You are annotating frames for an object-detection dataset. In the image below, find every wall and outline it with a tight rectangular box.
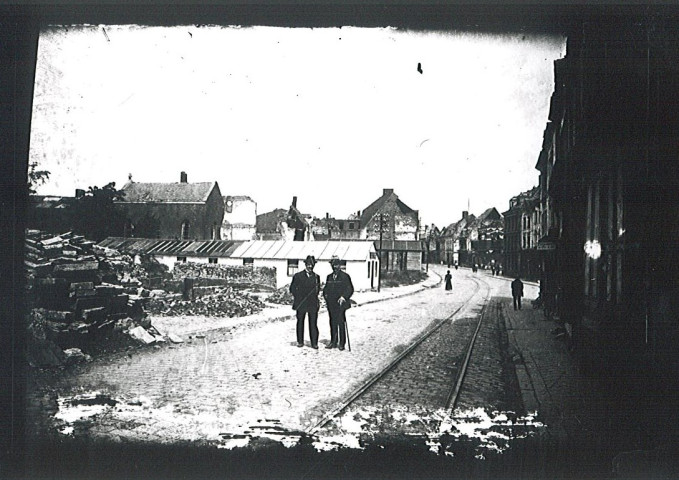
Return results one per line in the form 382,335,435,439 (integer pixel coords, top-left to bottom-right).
173,262,276,288
221,197,256,240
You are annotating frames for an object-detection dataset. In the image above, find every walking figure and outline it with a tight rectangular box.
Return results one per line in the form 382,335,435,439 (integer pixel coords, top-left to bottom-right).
444,270,453,291
290,255,321,349
323,256,354,351
511,276,524,310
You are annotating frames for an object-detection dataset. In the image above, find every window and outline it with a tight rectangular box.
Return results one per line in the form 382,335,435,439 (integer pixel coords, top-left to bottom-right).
349,222,355,230
243,258,254,267
181,220,190,240
209,257,218,264
339,221,344,230
287,259,299,276
177,256,187,263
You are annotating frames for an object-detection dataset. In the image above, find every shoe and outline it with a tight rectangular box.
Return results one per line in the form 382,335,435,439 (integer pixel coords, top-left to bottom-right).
297,342,303,347
311,345,318,349
338,346,345,351
325,343,336,349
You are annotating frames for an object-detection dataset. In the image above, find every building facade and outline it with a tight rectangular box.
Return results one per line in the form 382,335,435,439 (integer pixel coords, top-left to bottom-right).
116,172,224,241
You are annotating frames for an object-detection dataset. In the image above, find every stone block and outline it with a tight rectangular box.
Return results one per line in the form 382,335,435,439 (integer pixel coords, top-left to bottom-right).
82,307,107,324
53,261,99,273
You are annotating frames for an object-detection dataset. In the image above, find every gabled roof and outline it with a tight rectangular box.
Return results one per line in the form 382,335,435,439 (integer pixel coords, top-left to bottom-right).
359,190,417,229
118,181,217,203
476,207,502,224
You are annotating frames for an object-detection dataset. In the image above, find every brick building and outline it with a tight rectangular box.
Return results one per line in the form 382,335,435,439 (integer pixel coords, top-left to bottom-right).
116,172,224,241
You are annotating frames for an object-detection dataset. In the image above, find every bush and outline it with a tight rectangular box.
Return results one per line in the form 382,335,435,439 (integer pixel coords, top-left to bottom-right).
380,270,427,288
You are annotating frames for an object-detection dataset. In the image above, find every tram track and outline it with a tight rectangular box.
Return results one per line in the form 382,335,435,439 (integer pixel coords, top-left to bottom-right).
307,273,492,435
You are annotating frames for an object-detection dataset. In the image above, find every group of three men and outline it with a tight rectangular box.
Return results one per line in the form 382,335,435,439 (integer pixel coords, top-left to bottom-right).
289,255,354,351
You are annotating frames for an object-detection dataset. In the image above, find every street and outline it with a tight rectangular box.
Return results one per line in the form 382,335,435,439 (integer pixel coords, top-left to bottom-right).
27,266,539,451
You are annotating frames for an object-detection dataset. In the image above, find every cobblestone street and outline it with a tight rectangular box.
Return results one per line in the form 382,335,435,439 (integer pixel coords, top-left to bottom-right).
29,266,495,445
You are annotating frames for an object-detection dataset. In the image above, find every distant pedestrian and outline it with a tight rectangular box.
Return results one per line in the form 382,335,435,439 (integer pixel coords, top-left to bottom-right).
323,256,354,351
454,261,458,271
511,276,524,310
290,255,321,349
444,270,453,291
491,264,496,275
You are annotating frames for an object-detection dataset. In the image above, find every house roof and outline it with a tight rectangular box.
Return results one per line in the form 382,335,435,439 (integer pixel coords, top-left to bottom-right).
118,181,217,203
359,190,417,229
98,237,244,257
476,207,501,223
230,240,375,262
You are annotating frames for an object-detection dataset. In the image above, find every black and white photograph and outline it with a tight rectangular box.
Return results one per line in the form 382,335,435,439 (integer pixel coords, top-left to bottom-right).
3,2,679,479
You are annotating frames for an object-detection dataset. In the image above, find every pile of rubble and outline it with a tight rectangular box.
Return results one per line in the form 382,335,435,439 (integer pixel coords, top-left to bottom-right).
265,286,294,306
24,230,159,367
144,286,265,317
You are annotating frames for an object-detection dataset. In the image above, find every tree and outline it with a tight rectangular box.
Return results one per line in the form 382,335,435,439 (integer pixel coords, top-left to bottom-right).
27,161,50,194
71,182,127,242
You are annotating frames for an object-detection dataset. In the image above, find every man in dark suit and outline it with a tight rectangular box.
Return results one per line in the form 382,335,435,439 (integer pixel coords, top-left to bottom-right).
323,256,354,351
511,276,524,310
290,255,321,349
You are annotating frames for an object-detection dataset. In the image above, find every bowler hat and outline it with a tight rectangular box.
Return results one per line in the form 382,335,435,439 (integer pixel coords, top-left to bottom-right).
330,256,341,266
304,255,316,266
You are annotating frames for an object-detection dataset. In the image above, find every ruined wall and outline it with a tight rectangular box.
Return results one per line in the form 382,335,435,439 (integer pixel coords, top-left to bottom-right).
172,263,276,288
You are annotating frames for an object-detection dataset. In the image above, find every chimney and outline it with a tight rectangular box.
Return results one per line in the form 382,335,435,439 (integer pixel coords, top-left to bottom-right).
326,212,329,219
383,188,394,196
75,189,85,198
462,211,468,220
180,171,188,183
292,196,297,208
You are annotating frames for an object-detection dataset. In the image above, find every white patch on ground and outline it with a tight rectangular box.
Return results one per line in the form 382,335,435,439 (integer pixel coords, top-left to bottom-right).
55,391,110,423
54,391,545,457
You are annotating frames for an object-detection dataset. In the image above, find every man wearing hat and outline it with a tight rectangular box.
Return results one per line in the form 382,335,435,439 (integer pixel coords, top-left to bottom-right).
290,255,321,348
323,256,354,351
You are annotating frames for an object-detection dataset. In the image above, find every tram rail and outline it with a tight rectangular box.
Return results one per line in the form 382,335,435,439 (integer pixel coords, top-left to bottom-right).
306,274,492,435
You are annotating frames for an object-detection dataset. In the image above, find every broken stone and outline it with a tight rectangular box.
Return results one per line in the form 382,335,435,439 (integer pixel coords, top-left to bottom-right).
167,333,184,343
128,326,155,344
63,348,91,365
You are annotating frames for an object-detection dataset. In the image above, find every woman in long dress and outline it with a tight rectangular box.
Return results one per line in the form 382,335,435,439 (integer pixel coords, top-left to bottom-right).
444,270,453,291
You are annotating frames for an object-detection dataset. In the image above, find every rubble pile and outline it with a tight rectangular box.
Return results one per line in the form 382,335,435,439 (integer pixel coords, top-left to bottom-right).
24,230,159,367
266,286,294,306
144,286,265,317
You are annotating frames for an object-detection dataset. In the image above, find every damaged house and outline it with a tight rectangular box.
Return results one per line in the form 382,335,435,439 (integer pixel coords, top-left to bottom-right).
116,171,224,241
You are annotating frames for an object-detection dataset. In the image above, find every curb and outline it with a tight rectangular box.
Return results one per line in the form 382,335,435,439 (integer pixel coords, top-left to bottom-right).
174,271,444,337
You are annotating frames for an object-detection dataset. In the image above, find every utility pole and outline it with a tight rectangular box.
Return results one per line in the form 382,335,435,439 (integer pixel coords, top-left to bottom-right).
378,213,384,292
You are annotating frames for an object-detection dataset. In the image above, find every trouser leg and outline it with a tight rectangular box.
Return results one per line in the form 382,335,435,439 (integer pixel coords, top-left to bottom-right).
513,296,518,310
296,310,306,344
328,309,338,345
337,310,346,348
308,309,319,346
518,297,522,310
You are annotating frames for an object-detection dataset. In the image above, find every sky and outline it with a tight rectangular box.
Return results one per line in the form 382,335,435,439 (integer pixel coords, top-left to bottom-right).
30,25,565,228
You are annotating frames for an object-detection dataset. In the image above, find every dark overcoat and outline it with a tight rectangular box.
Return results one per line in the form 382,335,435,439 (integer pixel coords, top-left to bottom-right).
290,270,321,311
323,270,354,311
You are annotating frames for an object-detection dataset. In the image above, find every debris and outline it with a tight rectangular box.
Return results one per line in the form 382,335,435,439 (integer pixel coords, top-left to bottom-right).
167,333,184,343
128,326,156,345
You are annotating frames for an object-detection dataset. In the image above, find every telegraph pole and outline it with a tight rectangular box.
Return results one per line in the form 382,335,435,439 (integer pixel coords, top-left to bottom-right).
378,213,383,292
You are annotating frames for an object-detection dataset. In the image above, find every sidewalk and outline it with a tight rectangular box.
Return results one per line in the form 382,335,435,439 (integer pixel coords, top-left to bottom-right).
152,269,442,337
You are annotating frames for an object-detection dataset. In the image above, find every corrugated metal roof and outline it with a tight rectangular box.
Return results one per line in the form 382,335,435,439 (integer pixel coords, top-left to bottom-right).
99,238,375,261
98,238,243,257
230,240,374,261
